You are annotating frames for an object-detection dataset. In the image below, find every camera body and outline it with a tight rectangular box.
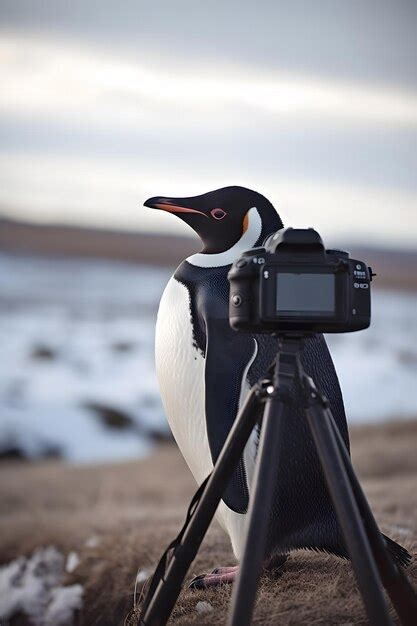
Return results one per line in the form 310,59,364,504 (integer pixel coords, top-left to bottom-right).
228,227,372,334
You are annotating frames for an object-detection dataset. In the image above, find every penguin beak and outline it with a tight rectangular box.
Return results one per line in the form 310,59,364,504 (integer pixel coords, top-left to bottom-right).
144,196,208,218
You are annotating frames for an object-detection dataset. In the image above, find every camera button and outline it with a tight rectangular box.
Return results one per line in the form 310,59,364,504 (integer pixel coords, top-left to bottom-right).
232,294,243,307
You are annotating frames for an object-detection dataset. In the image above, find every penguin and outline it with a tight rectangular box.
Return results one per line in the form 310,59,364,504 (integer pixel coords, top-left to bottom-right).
144,186,410,588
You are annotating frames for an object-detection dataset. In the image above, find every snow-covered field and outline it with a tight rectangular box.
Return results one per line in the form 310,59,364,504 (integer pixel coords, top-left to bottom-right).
1,253,416,463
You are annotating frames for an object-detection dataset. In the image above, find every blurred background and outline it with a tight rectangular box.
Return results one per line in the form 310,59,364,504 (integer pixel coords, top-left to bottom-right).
1,1,416,464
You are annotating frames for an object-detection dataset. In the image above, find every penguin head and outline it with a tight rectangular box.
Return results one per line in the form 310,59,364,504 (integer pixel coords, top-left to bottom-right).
144,186,283,254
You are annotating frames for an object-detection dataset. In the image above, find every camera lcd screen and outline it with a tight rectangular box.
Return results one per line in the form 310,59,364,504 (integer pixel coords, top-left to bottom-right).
276,273,335,316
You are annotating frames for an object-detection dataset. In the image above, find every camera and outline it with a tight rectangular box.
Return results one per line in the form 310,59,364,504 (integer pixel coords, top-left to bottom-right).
228,227,373,334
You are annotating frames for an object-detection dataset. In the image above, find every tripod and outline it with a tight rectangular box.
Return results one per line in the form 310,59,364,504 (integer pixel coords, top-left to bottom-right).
139,335,417,626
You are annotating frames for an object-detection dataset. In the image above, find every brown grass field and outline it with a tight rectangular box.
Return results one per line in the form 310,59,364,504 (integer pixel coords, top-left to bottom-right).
1,420,416,625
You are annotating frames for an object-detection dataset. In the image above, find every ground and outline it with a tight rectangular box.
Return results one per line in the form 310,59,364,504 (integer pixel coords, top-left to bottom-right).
1,420,416,625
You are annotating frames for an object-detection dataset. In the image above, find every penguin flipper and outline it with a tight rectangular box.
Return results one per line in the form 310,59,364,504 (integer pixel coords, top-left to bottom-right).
204,317,257,514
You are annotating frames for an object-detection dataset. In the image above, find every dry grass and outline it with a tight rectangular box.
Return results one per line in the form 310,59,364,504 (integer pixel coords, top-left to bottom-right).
1,421,416,625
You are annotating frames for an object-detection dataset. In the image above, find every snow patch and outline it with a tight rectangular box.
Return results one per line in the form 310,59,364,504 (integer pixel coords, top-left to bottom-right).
44,584,83,626
0,546,83,626
135,568,150,584
196,600,213,614
65,552,81,574
84,534,100,548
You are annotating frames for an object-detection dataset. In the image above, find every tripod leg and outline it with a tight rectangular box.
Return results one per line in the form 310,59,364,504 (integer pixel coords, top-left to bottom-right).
327,410,417,625
140,381,267,626
304,389,393,626
228,389,287,626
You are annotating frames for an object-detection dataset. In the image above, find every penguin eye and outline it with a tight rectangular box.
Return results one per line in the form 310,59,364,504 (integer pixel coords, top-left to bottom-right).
211,208,227,220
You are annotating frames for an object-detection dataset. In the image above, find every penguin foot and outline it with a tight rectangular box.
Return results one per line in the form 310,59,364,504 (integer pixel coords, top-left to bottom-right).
189,566,238,589
188,556,288,590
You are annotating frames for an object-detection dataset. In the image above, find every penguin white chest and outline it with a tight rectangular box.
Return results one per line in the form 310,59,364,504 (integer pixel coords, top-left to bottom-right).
155,277,213,485
155,275,257,560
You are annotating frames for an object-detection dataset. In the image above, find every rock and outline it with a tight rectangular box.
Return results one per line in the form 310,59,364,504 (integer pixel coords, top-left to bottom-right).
30,345,57,361
0,441,62,463
83,402,135,430
397,349,417,367
147,427,173,443
110,340,138,354
0,446,29,463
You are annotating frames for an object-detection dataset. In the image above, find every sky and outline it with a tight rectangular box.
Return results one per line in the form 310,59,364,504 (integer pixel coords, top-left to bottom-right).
0,1,416,247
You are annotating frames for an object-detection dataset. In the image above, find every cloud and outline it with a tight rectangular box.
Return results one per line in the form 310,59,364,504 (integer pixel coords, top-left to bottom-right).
0,31,416,246
1,33,417,131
